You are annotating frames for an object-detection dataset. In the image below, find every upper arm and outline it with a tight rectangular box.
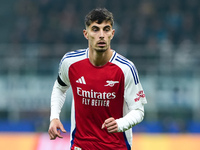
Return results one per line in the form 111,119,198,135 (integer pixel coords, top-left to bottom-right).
124,64,147,110
58,56,71,87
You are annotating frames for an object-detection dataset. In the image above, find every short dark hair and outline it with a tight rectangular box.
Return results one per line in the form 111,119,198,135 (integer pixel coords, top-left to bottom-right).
85,8,114,27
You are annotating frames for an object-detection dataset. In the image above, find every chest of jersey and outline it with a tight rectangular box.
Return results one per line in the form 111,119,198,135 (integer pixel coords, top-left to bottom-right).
68,59,125,109
67,56,133,149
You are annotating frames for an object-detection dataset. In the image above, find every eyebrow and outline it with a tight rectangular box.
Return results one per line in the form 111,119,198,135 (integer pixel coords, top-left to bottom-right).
91,25,111,29
104,25,111,29
91,25,99,29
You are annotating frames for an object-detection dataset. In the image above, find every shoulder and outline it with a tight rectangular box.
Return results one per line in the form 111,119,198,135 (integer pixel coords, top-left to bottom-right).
112,52,139,85
60,48,88,66
112,52,136,72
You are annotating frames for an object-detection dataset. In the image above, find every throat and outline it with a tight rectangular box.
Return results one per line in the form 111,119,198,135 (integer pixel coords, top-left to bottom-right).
89,50,113,67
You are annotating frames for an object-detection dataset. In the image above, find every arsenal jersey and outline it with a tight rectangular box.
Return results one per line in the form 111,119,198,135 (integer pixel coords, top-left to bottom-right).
58,48,147,150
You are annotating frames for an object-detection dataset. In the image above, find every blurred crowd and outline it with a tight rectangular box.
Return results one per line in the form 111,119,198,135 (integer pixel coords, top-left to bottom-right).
4,0,200,46
1,0,200,76
1,0,200,133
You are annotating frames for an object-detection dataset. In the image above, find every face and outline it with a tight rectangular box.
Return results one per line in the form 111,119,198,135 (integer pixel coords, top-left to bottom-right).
83,21,115,52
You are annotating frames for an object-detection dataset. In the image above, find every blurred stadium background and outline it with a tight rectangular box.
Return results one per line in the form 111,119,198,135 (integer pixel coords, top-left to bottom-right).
0,0,200,149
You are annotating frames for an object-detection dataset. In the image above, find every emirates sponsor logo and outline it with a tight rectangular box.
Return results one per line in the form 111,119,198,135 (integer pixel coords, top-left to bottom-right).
77,87,116,107
77,87,116,99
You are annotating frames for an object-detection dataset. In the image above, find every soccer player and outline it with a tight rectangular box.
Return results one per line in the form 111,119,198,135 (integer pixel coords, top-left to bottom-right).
48,8,147,150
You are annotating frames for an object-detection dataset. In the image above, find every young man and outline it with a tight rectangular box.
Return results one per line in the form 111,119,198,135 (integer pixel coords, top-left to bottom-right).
48,8,147,150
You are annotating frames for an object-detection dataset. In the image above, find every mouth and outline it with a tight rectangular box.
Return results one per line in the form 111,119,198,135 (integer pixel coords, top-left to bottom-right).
97,41,106,47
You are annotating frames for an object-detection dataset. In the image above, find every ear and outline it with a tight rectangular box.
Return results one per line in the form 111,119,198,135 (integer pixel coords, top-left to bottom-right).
83,29,88,39
111,29,115,40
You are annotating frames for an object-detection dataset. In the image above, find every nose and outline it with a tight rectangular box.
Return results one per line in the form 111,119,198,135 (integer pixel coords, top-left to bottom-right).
99,30,104,39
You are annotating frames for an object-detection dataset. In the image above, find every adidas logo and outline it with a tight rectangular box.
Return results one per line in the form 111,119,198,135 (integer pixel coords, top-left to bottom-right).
76,76,86,84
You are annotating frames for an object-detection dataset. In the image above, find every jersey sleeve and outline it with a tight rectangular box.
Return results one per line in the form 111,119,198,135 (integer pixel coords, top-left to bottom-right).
50,55,71,121
124,62,147,110
58,54,71,87
115,61,147,132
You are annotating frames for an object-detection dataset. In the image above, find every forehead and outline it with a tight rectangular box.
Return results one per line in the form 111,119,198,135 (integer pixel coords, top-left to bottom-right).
87,21,112,28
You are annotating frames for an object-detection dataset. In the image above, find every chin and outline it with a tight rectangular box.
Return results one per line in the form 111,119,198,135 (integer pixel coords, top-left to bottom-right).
95,47,108,52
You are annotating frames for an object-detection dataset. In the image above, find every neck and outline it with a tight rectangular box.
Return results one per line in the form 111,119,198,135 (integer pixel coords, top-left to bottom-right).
89,48,113,67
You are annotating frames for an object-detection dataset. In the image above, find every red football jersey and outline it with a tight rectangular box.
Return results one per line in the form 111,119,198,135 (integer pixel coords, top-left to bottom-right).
58,48,147,150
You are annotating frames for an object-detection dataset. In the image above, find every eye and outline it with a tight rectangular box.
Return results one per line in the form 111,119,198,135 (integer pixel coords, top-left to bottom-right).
104,27,111,32
92,27,99,32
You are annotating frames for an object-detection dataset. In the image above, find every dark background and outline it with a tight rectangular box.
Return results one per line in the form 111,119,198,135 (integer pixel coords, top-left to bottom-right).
0,0,200,133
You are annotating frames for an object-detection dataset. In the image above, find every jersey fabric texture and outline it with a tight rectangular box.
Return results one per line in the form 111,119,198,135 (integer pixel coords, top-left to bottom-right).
58,48,147,150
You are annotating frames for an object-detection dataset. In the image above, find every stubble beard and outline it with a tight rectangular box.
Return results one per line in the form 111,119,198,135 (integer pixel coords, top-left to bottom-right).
94,45,109,53
95,48,107,53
